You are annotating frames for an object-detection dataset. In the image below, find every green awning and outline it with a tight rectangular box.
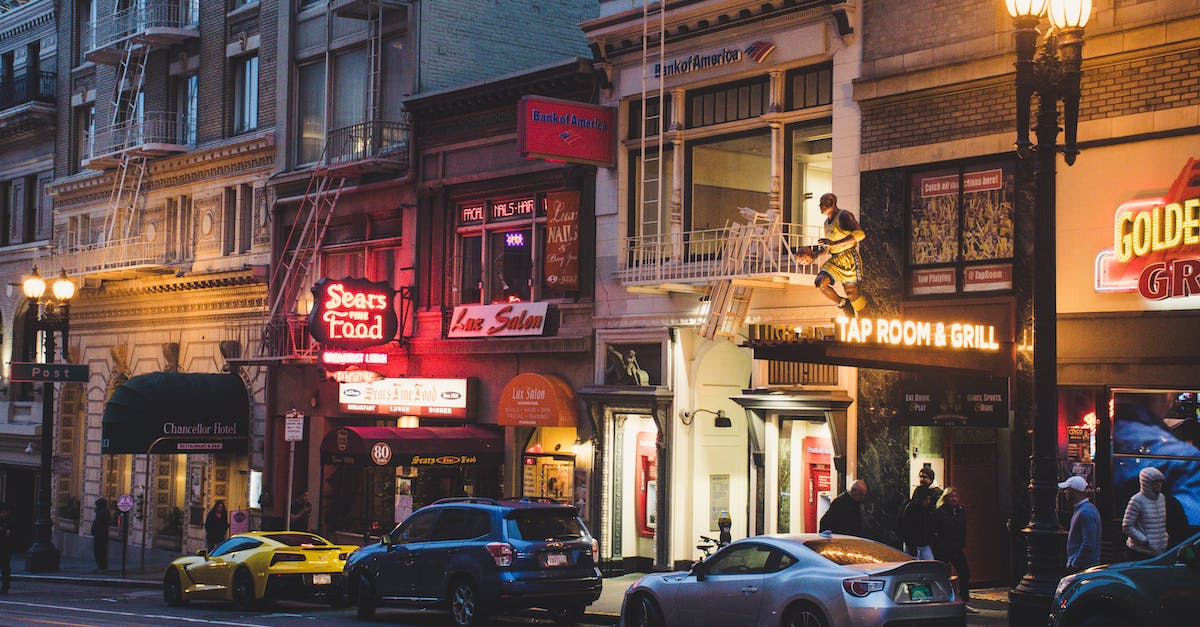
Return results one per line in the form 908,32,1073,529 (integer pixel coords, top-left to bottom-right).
102,372,250,455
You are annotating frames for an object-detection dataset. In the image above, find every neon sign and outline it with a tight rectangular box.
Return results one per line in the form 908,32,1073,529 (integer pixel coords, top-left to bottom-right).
308,277,398,350
1096,158,1200,300
448,302,549,338
835,317,1000,351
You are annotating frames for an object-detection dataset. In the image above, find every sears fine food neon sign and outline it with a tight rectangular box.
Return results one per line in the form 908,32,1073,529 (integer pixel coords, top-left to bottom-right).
308,277,398,349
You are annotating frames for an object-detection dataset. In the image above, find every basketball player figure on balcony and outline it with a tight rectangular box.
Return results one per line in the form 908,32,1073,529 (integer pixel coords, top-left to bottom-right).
793,193,867,318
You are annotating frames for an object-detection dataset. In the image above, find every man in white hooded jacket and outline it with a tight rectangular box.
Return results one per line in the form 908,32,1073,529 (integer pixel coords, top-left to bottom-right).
1122,466,1169,560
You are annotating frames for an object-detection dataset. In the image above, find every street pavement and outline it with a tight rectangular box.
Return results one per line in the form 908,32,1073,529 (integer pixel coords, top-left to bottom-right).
5,552,1010,625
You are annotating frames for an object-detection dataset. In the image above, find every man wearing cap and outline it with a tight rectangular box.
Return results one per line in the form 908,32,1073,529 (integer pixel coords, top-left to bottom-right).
1060,475,1101,572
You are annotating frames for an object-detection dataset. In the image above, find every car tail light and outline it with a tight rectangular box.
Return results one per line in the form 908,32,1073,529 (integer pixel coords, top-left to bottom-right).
591,539,599,563
486,542,514,567
270,552,306,566
842,578,885,597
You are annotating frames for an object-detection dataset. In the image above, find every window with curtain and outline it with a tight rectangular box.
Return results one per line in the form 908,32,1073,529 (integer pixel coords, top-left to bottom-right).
297,61,325,164
333,47,368,131
176,74,197,144
233,55,259,133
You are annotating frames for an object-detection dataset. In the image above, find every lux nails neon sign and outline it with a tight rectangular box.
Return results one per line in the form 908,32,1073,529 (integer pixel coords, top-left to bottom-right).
308,277,398,349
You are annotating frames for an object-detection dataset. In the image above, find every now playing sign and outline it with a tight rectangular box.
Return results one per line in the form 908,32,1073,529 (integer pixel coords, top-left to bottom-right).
11,362,89,383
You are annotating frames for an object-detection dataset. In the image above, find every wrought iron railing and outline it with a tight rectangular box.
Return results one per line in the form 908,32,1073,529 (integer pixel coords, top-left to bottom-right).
617,221,824,285
51,235,170,276
86,111,192,160
225,314,318,361
325,118,411,167
84,1,199,53
0,71,56,110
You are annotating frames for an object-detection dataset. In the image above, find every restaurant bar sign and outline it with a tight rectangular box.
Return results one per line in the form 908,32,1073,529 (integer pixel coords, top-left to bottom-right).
308,277,398,349
448,302,552,338
339,378,471,418
517,96,615,168
1095,157,1200,300
901,374,1010,427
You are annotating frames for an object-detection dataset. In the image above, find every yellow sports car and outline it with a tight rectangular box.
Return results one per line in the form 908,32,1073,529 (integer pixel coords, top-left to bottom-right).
163,531,359,609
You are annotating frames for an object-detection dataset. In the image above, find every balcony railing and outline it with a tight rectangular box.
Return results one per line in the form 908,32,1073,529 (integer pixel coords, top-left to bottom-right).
617,221,823,288
51,235,171,279
324,118,410,173
0,72,56,110
225,314,318,363
84,1,199,57
86,111,193,163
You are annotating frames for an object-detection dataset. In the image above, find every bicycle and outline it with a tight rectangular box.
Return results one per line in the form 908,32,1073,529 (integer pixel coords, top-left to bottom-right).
695,534,728,562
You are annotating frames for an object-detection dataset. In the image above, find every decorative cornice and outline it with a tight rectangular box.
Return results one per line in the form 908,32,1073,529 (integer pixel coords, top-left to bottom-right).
0,4,53,44
87,271,265,298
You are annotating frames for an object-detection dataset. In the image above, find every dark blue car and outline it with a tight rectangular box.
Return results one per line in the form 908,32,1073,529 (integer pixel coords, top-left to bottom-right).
344,497,602,626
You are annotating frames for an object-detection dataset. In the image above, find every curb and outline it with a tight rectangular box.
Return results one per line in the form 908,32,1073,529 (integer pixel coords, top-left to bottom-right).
12,573,161,589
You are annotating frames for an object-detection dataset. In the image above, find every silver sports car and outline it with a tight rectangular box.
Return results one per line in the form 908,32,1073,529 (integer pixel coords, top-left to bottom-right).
620,533,964,627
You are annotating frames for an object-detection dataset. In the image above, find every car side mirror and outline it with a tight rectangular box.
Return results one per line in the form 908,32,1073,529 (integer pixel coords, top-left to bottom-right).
381,534,392,547
195,549,207,558
691,563,707,582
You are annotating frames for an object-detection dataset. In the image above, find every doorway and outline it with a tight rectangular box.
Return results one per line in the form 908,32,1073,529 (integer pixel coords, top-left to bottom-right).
767,416,834,535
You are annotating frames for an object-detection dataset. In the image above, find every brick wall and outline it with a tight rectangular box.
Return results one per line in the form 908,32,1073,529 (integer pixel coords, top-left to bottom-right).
417,0,597,93
862,0,996,64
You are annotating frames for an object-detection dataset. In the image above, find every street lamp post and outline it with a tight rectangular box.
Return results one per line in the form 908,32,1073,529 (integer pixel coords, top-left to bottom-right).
23,267,76,573
1002,1,1091,624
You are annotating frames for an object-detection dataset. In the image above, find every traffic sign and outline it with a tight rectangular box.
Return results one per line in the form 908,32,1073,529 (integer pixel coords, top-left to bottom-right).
116,494,135,512
11,362,89,383
285,411,305,442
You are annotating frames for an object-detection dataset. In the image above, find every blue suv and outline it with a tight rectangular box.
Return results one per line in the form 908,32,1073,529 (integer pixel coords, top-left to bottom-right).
344,497,602,626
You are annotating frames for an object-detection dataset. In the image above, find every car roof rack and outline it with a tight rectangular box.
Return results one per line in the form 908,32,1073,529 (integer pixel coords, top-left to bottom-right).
432,497,500,505
500,496,564,504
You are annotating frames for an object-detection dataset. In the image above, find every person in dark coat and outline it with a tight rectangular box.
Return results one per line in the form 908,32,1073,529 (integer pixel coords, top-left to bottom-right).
0,502,13,593
290,491,312,532
258,489,279,531
901,485,934,560
932,487,974,612
204,500,230,551
1165,490,1191,548
91,497,111,571
819,480,868,536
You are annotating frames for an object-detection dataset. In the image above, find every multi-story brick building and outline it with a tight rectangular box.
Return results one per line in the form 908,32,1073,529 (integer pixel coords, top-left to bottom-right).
44,0,278,560
0,0,57,556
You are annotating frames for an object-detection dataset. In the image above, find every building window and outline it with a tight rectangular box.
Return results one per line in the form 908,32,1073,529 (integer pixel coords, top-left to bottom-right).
626,148,675,243
175,74,197,144
332,47,368,131
687,76,769,129
628,94,673,139
908,162,1014,295
75,103,95,169
687,130,771,248
76,0,96,62
454,194,572,306
0,182,10,247
166,195,194,262
785,122,834,227
786,64,832,111
233,55,259,133
223,184,254,255
297,61,325,164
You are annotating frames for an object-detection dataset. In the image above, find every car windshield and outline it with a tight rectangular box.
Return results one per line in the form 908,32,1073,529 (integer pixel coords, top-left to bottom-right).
804,538,912,565
264,533,329,546
506,510,585,541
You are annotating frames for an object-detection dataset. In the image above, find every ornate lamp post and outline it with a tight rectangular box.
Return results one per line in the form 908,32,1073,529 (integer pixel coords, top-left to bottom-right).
1002,1,1092,624
23,267,76,573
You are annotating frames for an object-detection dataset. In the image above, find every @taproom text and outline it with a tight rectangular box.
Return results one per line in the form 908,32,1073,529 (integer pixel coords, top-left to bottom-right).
836,317,1000,350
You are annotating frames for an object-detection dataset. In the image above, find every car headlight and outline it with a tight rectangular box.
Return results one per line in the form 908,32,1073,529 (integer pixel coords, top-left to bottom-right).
1054,574,1078,600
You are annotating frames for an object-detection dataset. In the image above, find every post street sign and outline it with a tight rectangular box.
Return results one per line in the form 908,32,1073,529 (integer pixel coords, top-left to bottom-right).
285,411,305,442
11,362,89,383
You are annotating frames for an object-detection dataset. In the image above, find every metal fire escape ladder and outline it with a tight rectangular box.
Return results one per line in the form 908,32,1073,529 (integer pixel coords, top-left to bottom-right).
267,149,349,325
636,1,667,260
366,0,383,125
103,41,151,246
699,209,785,340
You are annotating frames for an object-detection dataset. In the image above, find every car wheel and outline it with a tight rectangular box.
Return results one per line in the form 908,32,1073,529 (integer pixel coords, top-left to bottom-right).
623,594,664,627
231,568,258,611
163,569,187,607
448,578,488,627
549,603,587,625
328,584,350,609
356,571,377,620
782,603,828,627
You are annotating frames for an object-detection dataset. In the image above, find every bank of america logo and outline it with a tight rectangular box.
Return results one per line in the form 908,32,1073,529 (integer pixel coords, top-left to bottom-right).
745,41,776,64
559,130,581,145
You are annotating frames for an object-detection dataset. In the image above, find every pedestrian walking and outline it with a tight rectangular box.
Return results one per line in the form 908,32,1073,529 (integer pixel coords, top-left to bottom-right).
1164,490,1190,549
819,479,867,536
290,491,313,532
1059,475,1101,573
258,489,279,531
91,497,111,572
0,502,13,593
1122,466,1168,560
918,466,943,509
932,487,975,612
204,500,230,552
901,485,935,560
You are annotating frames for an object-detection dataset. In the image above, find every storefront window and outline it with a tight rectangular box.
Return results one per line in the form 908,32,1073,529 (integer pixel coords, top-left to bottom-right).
908,162,1014,295
1112,390,1200,526
488,228,532,302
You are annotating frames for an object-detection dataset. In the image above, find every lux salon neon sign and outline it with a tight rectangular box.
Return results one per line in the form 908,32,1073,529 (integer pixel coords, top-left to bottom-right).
308,277,398,349
1096,158,1200,300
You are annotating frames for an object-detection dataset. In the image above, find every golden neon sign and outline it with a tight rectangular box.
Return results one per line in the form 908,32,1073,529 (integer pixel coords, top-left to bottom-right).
835,317,1000,351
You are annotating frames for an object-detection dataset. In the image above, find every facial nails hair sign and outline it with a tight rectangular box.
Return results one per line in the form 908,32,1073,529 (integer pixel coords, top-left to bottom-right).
308,277,398,349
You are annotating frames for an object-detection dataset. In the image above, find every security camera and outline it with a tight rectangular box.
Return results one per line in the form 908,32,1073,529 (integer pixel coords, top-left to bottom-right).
24,442,33,455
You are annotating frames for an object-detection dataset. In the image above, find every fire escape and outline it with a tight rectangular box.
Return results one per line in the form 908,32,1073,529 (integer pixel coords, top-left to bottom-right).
56,1,198,281
622,2,821,340
251,0,412,362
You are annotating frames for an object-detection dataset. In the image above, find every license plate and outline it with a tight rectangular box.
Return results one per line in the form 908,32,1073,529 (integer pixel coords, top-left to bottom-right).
313,573,332,585
544,552,568,567
908,583,931,600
